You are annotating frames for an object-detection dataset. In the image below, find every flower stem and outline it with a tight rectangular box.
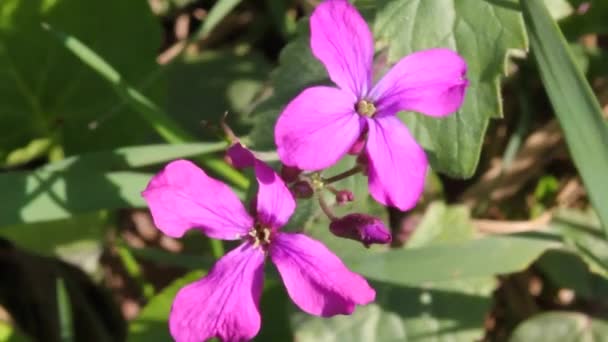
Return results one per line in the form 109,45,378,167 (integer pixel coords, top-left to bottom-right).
317,193,337,221
323,166,362,184
209,239,224,259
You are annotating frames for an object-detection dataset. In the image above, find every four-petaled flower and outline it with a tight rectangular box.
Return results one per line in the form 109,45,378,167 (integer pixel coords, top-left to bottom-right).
275,0,468,211
142,144,375,342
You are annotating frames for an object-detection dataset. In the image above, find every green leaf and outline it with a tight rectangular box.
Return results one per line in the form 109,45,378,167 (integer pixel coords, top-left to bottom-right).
406,202,474,248
42,142,227,173
167,51,271,139
378,0,527,177
521,0,608,236
249,0,528,178
0,0,162,156
292,277,495,342
347,235,560,286
0,143,236,226
128,271,205,342
0,169,150,226
510,312,608,341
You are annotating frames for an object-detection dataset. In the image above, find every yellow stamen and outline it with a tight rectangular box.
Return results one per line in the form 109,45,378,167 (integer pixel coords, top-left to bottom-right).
356,100,376,117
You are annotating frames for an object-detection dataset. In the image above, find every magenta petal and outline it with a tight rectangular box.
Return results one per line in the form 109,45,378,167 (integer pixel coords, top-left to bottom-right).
270,233,375,316
142,159,253,239
370,48,468,117
310,0,374,96
254,159,296,229
228,144,296,229
170,243,265,342
227,143,256,169
365,116,428,211
275,86,364,170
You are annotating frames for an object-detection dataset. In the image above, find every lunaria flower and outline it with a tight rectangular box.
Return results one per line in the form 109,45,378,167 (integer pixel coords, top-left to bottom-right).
275,0,468,211
330,213,392,247
142,143,375,342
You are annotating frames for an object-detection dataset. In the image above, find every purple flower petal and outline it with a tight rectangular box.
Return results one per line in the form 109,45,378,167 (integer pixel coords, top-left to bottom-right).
228,144,296,229
275,86,365,170
310,0,374,97
270,233,375,316
365,116,427,211
370,48,468,117
170,242,265,342
227,142,256,169
142,159,253,239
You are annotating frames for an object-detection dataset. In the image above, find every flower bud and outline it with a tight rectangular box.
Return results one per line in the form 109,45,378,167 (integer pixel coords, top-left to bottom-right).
329,214,392,248
281,165,301,183
335,190,354,205
291,181,313,199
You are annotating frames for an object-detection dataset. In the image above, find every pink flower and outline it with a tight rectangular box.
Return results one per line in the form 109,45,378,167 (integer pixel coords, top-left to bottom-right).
142,143,375,342
275,0,468,211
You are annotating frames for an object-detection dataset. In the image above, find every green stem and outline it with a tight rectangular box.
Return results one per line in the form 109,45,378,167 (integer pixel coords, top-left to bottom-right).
209,239,225,259
323,166,361,184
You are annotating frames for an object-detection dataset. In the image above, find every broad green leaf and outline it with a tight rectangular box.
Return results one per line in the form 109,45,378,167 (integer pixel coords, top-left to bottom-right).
347,235,560,285
379,0,527,177
249,0,528,178
406,202,474,248
293,277,495,342
128,271,205,342
0,169,150,226
167,51,271,139
521,0,608,236
0,0,161,156
42,142,226,173
510,312,608,341
0,143,237,226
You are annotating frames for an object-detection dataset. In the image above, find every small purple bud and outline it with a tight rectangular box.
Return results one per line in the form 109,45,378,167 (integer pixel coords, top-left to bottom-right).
291,181,313,199
335,190,354,205
281,165,301,183
329,213,392,248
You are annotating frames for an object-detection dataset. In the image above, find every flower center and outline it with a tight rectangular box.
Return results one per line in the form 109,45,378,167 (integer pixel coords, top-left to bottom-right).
356,100,376,117
249,223,272,249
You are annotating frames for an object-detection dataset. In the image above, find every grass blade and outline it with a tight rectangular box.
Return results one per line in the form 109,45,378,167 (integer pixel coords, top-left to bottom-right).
196,0,243,39
41,23,247,191
56,278,73,342
521,0,608,237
